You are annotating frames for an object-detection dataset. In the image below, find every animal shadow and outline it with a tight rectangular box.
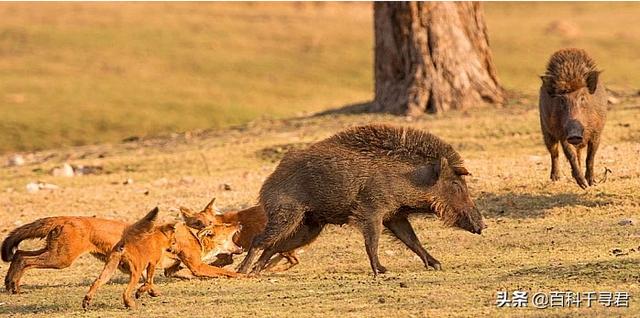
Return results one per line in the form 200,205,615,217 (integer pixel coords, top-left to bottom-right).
477,192,614,219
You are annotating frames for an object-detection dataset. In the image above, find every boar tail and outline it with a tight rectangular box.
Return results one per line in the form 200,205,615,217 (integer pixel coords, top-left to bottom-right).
255,206,305,247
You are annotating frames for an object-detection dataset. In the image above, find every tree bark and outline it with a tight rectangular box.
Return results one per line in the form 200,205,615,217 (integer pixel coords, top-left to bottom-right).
372,2,505,116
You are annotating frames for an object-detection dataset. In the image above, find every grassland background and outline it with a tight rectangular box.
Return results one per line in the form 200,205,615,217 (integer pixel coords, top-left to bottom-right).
0,2,639,318
1,2,640,153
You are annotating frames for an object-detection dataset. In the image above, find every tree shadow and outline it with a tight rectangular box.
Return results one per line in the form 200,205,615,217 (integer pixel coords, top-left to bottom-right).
311,101,373,117
477,192,615,220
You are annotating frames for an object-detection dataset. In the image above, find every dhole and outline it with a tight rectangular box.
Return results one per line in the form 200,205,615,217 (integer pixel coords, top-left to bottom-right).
82,207,242,309
180,201,304,272
2,199,225,294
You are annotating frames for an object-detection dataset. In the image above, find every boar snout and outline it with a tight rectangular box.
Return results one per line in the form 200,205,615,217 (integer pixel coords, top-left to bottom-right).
565,120,584,145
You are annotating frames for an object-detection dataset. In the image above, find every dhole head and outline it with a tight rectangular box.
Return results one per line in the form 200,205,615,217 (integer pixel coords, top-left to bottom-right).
179,197,223,229
429,157,486,235
198,222,244,262
541,70,601,146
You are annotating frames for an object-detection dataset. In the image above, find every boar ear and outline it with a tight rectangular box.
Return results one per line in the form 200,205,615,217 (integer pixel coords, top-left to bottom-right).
585,70,601,94
179,207,194,218
203,197,216,214
453,166,470,176
540,75,554,95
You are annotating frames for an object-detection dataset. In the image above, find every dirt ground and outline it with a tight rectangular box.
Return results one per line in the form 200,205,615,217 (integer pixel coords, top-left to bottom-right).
1,91,639,317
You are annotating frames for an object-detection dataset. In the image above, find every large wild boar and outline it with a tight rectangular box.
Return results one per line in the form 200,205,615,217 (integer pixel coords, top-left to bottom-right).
539,48,607,189
237,124,486,276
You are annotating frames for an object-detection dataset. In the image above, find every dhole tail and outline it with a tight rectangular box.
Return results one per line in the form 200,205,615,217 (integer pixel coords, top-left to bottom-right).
2,218,60,262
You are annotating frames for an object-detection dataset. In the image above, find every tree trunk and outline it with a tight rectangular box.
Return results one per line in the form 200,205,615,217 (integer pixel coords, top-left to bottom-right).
372,2,505,116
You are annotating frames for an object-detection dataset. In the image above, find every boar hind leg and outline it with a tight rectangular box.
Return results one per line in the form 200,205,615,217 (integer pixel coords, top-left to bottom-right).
384,216,441,270
237,243,259,274
585,136,601,186
543,133,561,181
253,222,322,273
561,141,588,189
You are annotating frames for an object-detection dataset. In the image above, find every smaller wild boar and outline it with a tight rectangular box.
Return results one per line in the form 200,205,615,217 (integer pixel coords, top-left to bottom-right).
539,48,607,189
238,124,486,276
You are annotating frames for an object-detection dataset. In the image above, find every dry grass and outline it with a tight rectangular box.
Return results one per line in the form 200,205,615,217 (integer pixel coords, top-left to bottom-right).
1,2,640,317
1,93,639,316
2,2,640,152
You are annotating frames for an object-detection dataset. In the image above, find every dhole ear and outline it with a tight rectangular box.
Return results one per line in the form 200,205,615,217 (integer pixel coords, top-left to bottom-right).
203,197,216,214
585,70,601,94
179,207,194,218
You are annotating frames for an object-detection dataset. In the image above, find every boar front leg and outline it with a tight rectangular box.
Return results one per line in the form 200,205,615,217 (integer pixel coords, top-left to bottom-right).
357,213,386,276
543,133,561,181
561,141,588,189
585,135,601,186
384,216,441,270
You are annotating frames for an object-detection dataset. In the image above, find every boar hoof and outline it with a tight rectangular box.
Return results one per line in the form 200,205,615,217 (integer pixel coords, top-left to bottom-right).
430,262,442,271
376,265,387,274
550,172,560,182
6,281,19,294
572,173,588,189
82,296,92,309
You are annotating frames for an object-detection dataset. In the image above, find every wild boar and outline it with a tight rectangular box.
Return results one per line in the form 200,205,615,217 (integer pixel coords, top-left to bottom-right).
237,124,485,276
539,48,607,188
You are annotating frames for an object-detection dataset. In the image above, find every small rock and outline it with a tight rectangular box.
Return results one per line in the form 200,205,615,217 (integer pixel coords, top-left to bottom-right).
611,248,627,257
378,297,386,304
123,178,134,185
26,182,40,193
180,176,195,184
399,282,408,288
51,163,75,177
384,250,396,256
8,154,25,166
220,183,232,191
122,136,140,143
618,218,636,226
153,178,168,187
39,183,60,190
73,165,103,175
608,96,620,105
528,155,543,162
26,182,59,193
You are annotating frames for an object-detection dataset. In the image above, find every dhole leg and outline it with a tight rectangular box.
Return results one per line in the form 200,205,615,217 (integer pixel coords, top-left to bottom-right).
384,216,441,270
163,260,182,277
82,251,122,309
7,249,76,294
136,264,160,298
5,249,45,294
264,251,299,272
185,261,239,278
123,267,143,309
